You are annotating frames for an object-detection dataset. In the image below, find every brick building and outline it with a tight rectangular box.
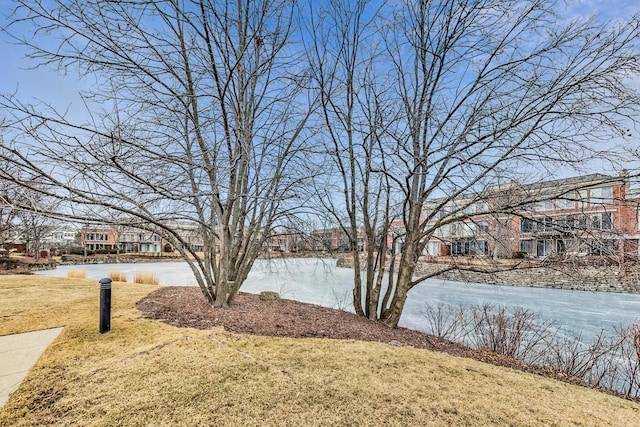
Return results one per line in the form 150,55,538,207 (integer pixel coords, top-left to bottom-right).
82,225,118,251
424,173,639,259
80,221,204,254
309,227,365,252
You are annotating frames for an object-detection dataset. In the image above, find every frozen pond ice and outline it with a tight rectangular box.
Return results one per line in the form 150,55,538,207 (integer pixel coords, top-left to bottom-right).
37,257,640,341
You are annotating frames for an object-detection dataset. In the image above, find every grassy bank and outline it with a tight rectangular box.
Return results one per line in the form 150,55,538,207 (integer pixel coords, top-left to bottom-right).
1,276,638,426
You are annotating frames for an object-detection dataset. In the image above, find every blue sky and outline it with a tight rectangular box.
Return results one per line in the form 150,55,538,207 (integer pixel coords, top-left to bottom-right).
1,0,639,177
2,0,638,111
566,0,640,21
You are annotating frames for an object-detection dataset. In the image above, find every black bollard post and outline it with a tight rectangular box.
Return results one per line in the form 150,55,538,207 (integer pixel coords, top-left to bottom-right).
99,278,113,333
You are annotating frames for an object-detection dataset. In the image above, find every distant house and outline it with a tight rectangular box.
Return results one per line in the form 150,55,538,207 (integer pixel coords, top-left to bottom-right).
265,233,290,253
423,173,639,259
80,221,205,254
81,225,118,252
41,226,79,248
262,230,309,253
116,227,162,253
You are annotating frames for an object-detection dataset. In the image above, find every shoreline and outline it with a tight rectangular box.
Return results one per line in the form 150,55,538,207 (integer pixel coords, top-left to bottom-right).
19,252,640,295
336,255,640,294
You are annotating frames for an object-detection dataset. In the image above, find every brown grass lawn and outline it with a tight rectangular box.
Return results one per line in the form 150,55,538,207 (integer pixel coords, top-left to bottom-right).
0,275,639,426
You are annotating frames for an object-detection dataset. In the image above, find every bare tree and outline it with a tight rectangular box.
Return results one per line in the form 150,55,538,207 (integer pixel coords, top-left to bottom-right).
16,189,60,260
0,163,58,257
308,0,640,326
0,179,21,250
0,145,23,249
0,162,34,252
1,0,313,306
304,0,393,319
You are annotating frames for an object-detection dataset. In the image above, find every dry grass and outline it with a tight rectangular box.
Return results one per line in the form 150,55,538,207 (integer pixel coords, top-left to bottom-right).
1,276,639,426
109,270,128,283
66,270,86,279
133,271,159,285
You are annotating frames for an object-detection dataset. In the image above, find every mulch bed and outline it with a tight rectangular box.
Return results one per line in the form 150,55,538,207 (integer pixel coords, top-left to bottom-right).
137,286,590,389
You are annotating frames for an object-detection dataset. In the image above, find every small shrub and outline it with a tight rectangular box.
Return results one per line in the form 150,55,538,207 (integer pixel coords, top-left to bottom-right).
467,304,556,362
95,248,118,255
634,324,640,361
421,302,468,342
422,302,640,398
109,270,128,282
543,330,619,385
331,288,351,311
67,270,87,279
616,324,640,398
134,271,159,285
61,254,84,263
69,248,87,255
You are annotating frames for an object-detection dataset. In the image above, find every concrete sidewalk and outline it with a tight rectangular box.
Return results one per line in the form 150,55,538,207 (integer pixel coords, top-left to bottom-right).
0,327,63,408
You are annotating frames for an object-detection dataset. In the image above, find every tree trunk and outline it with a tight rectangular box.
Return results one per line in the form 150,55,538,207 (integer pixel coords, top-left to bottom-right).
381,250,416,328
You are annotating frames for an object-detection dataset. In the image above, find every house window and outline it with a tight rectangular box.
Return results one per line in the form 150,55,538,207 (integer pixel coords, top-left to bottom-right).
589,239,617,256
477,241,489,256
602,212,612,230
585,212,613,230
556,238,576,253
556,216,568,231
534,200,554,212
464,241,475,254
437,226,450,237
556,193,575,210
452,240,476,256
536,239,552,256
477,221,489,234
590,187,613,205
544,216,553,232
520,239,533,254
427,241,439,256
577,215,587,229
520,218,533,233
452,241,464,255
578,189,588,209
563,238,575,252
556,239,576,254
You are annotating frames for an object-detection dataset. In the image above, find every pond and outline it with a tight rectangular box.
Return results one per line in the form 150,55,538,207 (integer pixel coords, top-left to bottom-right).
37,258,640,341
